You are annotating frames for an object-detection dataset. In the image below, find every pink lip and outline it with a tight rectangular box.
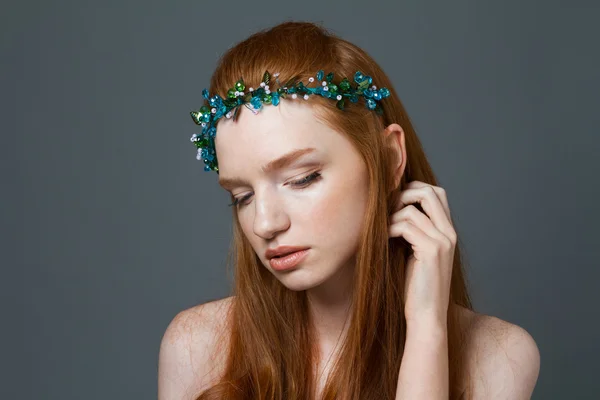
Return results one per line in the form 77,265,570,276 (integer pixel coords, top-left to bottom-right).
269,249,310,271
265,245,310,260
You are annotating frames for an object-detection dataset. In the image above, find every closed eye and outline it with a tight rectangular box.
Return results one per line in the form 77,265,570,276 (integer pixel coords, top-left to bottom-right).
228,171,322,208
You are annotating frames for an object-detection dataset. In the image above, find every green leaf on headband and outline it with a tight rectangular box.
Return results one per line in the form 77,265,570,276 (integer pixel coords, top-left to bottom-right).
262,71,271,86
357,80,370,91
232,106,241,121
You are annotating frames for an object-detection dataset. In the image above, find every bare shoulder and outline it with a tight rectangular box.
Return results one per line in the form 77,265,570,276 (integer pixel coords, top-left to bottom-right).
456,306,541,399
158,296,234,400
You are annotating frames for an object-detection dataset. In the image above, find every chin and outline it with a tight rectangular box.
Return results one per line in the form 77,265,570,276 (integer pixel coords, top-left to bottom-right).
271,267,331,292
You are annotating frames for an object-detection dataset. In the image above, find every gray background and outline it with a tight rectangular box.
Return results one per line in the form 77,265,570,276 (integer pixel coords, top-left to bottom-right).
3,0,598,398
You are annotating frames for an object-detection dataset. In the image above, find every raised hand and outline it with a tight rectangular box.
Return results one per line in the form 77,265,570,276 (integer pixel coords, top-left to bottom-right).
388,180,457,327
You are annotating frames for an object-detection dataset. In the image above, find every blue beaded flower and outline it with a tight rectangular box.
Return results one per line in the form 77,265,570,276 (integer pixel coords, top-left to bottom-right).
189,69,391,173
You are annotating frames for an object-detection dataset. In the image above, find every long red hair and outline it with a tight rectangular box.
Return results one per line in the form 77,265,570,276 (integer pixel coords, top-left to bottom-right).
195,20,474,400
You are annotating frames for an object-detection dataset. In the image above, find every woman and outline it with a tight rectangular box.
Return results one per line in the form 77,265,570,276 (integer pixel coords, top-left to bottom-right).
158,21,540,399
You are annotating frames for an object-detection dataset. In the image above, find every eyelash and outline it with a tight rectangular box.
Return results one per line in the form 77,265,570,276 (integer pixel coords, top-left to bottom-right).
228,171,322,208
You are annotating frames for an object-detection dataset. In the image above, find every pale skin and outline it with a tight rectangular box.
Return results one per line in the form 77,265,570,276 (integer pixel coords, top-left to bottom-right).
158,101,540,399
385,129,540,399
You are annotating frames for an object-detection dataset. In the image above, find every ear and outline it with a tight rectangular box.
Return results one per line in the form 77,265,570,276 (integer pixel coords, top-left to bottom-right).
383,123,407,190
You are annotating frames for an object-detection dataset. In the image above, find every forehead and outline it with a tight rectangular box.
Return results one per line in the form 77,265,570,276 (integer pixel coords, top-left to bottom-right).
214,100,336,174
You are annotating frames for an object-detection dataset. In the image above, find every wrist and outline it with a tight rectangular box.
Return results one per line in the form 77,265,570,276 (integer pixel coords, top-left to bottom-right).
406,317,447,339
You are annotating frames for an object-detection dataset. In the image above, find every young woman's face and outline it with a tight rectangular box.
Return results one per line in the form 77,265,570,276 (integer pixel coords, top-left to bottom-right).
214,100,369,291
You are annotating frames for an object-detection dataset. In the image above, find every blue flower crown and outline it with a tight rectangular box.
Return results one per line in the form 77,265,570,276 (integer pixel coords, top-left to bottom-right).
189,69,391,173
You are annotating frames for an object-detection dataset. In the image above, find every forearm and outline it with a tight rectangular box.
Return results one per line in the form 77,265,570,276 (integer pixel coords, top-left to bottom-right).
395,321,449,399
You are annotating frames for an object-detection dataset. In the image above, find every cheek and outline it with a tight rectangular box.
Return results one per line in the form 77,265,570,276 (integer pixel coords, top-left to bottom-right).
308,175,368,241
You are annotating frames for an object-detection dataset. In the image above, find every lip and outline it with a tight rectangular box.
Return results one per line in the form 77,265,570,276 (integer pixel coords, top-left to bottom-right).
265,245,310,260
269,249,310,271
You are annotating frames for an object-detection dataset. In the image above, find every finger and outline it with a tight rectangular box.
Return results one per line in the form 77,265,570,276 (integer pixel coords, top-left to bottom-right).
403,181,451,220
395,186,456,243
389,205,450,244
392,182,447,217
388,219,437,251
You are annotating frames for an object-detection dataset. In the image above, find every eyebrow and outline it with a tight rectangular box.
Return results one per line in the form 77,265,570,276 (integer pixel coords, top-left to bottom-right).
218,147,317,189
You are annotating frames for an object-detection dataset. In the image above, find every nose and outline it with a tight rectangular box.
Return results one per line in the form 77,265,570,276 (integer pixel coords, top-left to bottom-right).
252,188,290,240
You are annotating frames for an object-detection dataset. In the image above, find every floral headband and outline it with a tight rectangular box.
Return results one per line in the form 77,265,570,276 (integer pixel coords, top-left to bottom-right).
189,69,391,173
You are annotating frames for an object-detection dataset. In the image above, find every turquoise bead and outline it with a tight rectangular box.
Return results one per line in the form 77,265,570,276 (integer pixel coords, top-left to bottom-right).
354,71,365,83
250,97,262,109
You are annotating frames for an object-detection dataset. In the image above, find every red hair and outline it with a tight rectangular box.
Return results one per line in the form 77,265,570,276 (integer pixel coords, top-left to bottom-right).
195,20,475,400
